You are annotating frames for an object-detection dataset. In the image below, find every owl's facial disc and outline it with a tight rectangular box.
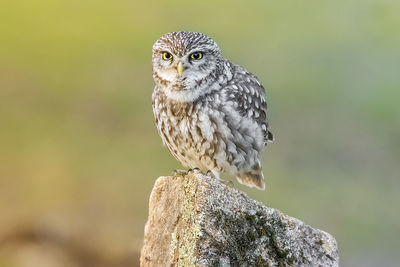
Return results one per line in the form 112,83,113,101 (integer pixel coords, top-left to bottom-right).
152,32,224,102
154,49,217,86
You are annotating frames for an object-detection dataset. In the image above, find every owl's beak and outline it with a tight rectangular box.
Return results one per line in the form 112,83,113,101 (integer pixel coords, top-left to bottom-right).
177,61,184,76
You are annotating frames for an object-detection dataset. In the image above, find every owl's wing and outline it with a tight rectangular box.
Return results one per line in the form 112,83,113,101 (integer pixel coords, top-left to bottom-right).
224,64,274,144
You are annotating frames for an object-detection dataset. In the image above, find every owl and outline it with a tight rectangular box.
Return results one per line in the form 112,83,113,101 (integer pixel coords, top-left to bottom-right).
151,31,273,190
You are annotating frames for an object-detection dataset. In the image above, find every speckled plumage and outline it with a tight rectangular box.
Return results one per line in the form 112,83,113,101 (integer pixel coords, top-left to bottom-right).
152,31,273,190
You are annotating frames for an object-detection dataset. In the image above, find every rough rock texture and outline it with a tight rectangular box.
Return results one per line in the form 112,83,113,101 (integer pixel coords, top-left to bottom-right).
140,172,339,267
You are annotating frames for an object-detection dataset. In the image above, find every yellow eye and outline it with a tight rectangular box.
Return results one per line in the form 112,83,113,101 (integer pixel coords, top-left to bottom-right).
162,52,173,60
190,52,203,60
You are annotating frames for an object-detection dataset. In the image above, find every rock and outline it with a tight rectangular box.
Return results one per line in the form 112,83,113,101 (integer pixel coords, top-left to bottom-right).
140,172,339,266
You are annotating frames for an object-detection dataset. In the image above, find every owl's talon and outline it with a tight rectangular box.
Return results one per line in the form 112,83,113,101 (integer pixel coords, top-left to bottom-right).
193,167,201,173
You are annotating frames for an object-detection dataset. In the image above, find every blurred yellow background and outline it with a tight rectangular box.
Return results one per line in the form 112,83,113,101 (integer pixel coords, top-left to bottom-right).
1,0,399,266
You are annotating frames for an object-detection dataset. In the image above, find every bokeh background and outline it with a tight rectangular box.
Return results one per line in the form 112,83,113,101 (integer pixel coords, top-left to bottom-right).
1,0,399,266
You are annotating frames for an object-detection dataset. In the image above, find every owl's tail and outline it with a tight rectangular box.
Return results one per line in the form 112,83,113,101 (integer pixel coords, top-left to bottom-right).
236,171,265,190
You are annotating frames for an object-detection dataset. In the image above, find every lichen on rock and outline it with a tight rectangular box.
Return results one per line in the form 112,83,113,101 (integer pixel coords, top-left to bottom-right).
140,172,339,266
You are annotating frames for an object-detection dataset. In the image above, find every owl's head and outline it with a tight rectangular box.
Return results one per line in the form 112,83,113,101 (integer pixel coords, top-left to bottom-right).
152,31,224,102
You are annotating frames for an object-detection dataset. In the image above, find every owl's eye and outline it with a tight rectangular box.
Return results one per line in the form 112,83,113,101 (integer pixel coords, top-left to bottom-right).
162,52,173,60
190,52,203,60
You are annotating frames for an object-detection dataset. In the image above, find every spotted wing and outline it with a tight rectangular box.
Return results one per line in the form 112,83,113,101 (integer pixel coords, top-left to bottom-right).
225,64,274,144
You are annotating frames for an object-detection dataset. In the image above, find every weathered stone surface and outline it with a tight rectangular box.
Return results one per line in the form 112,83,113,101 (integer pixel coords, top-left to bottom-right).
140,172,339,266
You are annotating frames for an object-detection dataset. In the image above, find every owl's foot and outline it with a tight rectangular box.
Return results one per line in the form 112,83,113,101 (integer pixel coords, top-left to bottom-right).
171,169,187,177
206,170,221,179
172,168,203,177
187,167,202,174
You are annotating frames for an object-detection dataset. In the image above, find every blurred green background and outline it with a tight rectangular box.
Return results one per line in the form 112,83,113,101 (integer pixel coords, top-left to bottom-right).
1,0,399,266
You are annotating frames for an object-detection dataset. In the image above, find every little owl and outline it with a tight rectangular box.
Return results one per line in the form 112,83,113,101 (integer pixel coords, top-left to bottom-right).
152,31,273,190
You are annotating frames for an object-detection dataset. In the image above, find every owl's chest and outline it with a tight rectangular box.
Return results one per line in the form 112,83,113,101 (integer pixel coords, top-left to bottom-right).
155,101,201,146
154,97,219,163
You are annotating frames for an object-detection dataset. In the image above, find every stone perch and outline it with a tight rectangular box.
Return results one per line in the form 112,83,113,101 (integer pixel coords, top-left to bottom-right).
140,172,339,266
